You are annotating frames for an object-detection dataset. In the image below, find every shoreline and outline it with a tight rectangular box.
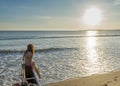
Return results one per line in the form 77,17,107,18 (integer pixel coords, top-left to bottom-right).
46,70,120,86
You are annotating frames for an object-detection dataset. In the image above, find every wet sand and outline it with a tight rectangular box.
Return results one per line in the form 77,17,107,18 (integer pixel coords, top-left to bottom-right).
46,71,120,86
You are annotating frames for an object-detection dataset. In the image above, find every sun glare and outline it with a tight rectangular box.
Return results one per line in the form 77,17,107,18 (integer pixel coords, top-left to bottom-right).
82,7,102,26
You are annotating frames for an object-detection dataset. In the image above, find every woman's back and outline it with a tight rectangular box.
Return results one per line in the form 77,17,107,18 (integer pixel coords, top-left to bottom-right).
24,51,33,66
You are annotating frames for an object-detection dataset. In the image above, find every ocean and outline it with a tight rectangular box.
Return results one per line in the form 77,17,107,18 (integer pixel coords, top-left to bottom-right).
0,30,120,86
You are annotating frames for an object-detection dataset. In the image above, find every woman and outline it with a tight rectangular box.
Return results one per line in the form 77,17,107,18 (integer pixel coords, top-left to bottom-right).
22,44,41,84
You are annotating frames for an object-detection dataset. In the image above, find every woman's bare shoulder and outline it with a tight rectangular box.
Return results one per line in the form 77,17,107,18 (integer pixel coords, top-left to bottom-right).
25,51,33,55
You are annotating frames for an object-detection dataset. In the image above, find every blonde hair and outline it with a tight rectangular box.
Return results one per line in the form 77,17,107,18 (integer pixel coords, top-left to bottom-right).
27,44,34,53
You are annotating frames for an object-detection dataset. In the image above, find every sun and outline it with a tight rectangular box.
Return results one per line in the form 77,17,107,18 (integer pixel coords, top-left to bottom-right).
82,7,102,26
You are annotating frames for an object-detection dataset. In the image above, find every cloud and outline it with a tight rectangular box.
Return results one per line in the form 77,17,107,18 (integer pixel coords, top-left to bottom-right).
34,16,53,20
114,0,120,6
0,16,81,30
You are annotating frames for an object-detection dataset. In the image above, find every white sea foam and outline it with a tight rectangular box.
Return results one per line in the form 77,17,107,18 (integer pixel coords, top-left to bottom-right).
0,30,120,85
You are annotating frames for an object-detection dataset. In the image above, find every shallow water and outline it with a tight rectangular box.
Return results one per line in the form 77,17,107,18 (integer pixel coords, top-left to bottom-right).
0,30,120,85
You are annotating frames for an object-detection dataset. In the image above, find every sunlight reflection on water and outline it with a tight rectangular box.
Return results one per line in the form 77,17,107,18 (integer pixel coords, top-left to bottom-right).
1,31,120,86
85,31,101,74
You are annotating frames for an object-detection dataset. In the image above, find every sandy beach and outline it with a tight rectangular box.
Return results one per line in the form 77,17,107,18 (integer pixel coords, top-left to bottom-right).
46,71,120,86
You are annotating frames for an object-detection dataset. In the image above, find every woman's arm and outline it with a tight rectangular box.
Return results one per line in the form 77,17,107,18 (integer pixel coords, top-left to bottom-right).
23,50,27,60
22,53,26,63
32,62,41,79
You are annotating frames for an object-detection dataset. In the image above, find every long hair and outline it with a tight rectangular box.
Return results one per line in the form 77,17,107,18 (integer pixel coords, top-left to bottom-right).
27,44,34,53
24,44,34,56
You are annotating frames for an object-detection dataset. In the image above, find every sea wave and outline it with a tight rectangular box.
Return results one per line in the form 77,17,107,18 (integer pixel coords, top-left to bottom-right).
0,35,120,40
0,47,79,54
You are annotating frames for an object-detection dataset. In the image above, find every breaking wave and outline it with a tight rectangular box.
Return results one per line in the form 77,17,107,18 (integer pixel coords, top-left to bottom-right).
0,47,79,54
0,35,120,40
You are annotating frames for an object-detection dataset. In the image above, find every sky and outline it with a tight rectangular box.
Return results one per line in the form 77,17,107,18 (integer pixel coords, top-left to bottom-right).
0,0,120,31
